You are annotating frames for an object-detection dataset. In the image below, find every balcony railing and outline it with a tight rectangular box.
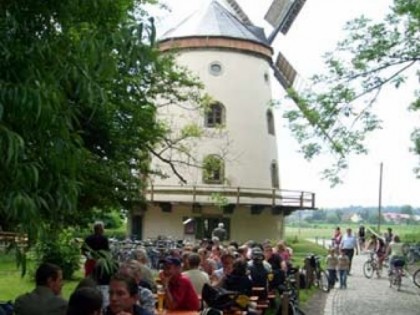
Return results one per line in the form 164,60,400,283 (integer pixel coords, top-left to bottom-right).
146,184,315,210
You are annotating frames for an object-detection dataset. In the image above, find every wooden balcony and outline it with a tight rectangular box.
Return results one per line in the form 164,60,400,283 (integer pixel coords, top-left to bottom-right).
146,185,315,213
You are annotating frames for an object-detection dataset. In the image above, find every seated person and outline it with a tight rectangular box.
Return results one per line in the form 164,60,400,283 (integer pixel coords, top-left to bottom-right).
197,248,217,276
159,256,200,311
365,234,387,271
182,253,210,296
14,263,67,315
133,249,156,291
119,260,156,313
211,252,235,286
67,287,103,315
248,248,271,298
105,273,153,315
263,244,286,290
222,259,252,296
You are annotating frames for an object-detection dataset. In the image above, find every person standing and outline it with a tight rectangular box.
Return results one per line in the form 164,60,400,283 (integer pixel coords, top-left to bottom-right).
15,263,67,315
212,223,227,242
326,248,338,289
384,227,394,246
332,227,342,254
337,249,350,289
358,225,366,251
340,228,358,274
83,221,110,276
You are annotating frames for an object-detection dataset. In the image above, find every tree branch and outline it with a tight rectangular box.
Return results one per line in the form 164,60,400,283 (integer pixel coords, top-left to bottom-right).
146,145,187,183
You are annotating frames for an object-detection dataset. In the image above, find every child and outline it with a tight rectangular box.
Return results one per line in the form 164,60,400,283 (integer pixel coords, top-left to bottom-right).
326,248,338,289
337,249,350,289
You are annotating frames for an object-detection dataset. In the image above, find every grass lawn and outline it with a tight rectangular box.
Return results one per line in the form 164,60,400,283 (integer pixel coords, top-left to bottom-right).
285,224,420,243
0,253,82,301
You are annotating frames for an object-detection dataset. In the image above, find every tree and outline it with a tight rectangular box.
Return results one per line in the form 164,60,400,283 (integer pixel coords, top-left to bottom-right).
285,0,420,185
401,204,414,215
0,0,204,237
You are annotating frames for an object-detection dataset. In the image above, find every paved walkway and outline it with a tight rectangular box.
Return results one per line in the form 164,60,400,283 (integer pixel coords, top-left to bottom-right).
323,252,420,315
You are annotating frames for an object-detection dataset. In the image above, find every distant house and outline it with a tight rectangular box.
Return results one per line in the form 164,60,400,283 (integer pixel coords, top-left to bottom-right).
350,213,362,223
383,212,412,223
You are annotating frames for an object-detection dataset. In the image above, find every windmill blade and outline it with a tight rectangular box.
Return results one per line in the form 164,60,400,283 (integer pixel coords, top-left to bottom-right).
265,0,307,43
271,51,297,90
224,0,254,25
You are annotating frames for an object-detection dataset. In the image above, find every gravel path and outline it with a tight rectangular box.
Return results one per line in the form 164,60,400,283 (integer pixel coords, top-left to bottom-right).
323,252,420,315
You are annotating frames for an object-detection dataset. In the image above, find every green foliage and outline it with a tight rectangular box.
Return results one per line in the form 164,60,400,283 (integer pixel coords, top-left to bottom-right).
202,155,224,184
0,0,204,236
284,0,420,184
209,192,228,209
35,229,81,280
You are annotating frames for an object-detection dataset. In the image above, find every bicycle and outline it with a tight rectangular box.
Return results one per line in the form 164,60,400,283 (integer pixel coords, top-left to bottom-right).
276,271,306,315
363,251,381,279
406,244,420,265
412,267,420,288
306,254,329,292
389,257,405,291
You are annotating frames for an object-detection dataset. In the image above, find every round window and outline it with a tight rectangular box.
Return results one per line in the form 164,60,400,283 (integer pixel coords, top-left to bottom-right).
209,62,223,76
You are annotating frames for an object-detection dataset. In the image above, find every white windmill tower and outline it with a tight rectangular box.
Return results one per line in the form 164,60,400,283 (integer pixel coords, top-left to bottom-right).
129,0,314,242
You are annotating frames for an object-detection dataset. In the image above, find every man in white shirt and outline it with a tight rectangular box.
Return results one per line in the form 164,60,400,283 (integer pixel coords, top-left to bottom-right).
182,253,210,296
340,228,359,274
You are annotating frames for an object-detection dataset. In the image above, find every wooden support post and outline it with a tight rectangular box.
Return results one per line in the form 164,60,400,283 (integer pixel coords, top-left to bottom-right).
281,292,289,315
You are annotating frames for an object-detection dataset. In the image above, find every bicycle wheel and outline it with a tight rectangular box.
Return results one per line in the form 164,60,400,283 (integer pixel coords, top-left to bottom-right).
413,268,420,288
293,305,306,315
389,273,394,288
363,260,374,279
396,274,402,291
402,243,410,255
320,271,330,292
407,252,415,265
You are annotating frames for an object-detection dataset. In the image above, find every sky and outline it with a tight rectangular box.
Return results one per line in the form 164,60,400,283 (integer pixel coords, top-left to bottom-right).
152,0,420,208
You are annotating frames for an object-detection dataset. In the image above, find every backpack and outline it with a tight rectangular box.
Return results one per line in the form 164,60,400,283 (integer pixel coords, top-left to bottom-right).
249,262,268,287
0,301,13,315
201,283,239,311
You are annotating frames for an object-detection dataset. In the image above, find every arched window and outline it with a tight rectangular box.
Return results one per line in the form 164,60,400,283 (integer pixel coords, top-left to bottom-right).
267,109,275,135
205,103,225,128
271,161,279,188
203,155,224,184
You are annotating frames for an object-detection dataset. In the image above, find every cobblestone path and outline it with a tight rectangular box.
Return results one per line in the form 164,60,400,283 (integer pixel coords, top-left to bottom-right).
323,252,420,315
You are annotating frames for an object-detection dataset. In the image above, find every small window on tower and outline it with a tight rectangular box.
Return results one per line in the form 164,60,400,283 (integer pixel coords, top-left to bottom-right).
267,109,275,135
205,102,225,127
209,61,223,76
203,155,224,184
271,161,279,188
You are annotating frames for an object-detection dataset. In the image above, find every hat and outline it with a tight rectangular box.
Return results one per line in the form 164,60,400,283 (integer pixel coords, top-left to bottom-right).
251,248,264,259
161,256,182,266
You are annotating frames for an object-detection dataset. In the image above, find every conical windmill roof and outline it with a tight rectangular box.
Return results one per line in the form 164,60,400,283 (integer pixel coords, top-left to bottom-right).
160,0,270,47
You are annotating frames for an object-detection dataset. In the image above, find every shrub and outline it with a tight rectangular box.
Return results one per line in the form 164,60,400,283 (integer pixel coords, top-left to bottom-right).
35,229,81,280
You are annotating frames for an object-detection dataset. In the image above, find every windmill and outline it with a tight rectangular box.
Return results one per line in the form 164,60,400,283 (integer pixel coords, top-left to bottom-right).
133,0,315,242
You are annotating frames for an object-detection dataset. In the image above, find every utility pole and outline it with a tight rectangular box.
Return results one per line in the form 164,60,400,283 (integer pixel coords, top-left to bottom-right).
378,162,383,233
